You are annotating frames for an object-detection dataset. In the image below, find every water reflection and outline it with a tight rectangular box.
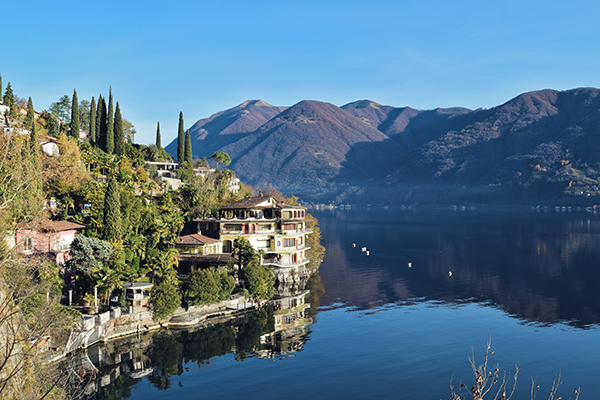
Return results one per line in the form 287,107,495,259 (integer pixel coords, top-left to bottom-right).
314,208,600,327
71,282,318,398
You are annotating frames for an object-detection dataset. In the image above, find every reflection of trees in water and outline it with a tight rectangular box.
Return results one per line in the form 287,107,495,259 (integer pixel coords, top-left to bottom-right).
316,209,600,327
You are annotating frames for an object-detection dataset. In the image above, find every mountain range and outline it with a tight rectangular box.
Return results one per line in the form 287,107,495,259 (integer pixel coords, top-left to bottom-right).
165,88,600,205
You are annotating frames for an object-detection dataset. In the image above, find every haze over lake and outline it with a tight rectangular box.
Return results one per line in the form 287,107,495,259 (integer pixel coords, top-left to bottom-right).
76,207,600,399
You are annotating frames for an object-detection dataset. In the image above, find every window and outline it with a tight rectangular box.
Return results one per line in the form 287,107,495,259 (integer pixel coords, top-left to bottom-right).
284,238,295,247
284,224,295,231
298,236,303,245
23,237,33,253
224,224,242,231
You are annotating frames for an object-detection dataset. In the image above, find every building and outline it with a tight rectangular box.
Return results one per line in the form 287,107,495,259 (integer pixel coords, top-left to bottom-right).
187,195,311,270
16,220,85,264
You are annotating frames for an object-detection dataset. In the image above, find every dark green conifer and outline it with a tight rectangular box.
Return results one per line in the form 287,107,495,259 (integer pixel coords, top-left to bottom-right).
102,176,122,243
99,97,108,151
113,102,124,156
156,122,161,148
89,96,96,145
3,82,14,107
177,111,185,163
70,89,80,139
106,89,114,153
96,95,103,147
185,129,193,165
25,97,35,130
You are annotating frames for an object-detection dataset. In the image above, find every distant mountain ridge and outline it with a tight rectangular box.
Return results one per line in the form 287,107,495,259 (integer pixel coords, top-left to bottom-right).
166,87,600,205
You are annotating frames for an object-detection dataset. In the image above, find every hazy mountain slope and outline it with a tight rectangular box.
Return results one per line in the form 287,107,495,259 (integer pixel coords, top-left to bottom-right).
165,100,286,158
223,100,404,193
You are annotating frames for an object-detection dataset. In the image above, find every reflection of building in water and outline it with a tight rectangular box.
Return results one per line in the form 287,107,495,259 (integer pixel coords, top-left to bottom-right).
257,290,313,358
68,333,152,396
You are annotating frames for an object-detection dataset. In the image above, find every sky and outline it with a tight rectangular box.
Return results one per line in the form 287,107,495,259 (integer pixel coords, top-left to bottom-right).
2,0,600,145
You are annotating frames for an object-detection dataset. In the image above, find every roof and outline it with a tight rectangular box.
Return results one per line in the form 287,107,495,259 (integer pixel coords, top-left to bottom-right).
179,233,219,246
40,220,86,232
178,253,235,264
122,282,153,290
221,196,278,210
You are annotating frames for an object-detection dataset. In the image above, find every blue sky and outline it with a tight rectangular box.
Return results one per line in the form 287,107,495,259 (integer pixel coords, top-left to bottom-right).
2,0,599,145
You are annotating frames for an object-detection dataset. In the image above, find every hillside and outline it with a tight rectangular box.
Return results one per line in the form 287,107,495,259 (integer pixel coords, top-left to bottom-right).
167,87,600,205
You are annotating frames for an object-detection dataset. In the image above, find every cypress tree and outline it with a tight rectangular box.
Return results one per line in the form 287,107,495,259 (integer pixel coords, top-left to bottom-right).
102,176,122,243
96,95,103,147
70,89,80,139
156,122,161,148
185,129,193,165
99,97,108,152
177,111,185,163
114,102,124,156
89,96,96,145
106,89,114,153
25,97,35,130
3,82,14,107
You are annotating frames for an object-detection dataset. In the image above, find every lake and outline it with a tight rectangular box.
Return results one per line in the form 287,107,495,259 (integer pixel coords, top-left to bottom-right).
72,207,600,399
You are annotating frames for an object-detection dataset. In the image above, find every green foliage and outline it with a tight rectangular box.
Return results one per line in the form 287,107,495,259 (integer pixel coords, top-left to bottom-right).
102,176,122,243
184,129,192,165
25,97,35,130
156,121,161,148
242,260,275,300
150,281,181,320
97,95,105,148
79,98,91,132
186,267,234,305
70,89,79,138
106,89,114,154
210,151,231,170
66,234,113,275
49,94,71,124
89,96,97,145
177,111,185,162
114,102,125,155
2,81,14,107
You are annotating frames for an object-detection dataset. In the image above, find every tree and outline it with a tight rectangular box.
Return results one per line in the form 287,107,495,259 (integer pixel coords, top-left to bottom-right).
70,89,79,138
177,111,185,163
232,237,274,300
103,176,122,243
89,96,96,145
25,97,35,130
106,89,114,153
2,82,14,108
184,129,193,166
49,94,71,124
186,267,234,305
150,280,180,320
156,121,161,148
66,235,114,275
123,118,136,144
210,151,232,170
99,96,108,152
114,102,125,156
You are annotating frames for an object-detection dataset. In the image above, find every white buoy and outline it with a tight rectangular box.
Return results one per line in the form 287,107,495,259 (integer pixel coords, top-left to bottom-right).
362,247,366,252
366,251,370,256
408,262,412,268
352,243,356,247
448,271,452,277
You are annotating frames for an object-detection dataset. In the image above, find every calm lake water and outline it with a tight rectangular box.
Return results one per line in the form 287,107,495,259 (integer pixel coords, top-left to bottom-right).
74,207,600,399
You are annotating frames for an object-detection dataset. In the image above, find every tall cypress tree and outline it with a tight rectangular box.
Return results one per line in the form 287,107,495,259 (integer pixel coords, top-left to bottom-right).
113,102,125,156
156,122,161,148
102,176,122,243
70,89,80,139
3,82,14,107
89,96,96,145
185,129,193,166
25,97,35,130
106,89,114,153
177,111,185,163
99,97,108,152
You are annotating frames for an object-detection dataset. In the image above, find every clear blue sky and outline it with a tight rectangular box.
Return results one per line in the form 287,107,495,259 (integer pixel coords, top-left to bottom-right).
2,0,599,145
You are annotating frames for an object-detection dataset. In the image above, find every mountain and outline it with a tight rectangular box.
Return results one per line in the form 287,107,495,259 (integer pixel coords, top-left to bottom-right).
165,99,286,158
222,100,404,197
167,87,600,205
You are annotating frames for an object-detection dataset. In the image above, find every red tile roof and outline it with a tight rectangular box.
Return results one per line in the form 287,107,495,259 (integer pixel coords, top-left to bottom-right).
220,196,277,210
41,220,86,232
179,233,219,246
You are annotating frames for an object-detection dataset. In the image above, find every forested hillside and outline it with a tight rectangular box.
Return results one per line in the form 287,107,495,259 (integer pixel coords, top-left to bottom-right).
171,87,600,205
